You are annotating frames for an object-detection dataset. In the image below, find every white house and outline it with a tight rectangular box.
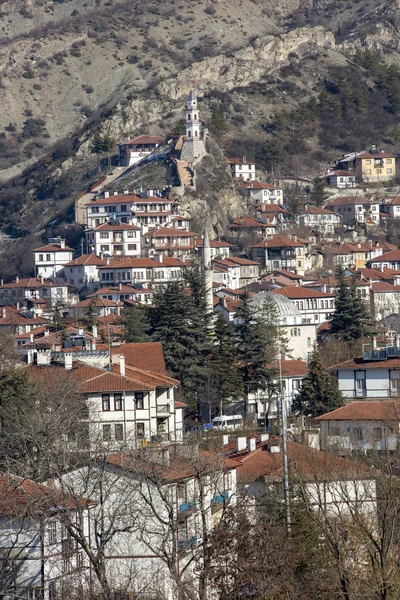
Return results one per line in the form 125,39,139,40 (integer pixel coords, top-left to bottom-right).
368,249,400,271
326,197,380,227
317,401,400,453
86,193,178,229
86,221,141,258
331,340,400,400
98,257,184,288
296,205,341,235
251,234,307,275
118,135,164,167
228,157,256,181
272,286,335,325
34,238,73,278
142,227,196,260
370,282,400,320
194,238,231,261
63,254,106,293
239,180,284,204
0,277,71,309
326,170,357,188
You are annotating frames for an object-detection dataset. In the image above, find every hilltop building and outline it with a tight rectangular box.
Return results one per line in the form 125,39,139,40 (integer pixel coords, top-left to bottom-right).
180,90,206,162
117,135,164,167
333,146,397,183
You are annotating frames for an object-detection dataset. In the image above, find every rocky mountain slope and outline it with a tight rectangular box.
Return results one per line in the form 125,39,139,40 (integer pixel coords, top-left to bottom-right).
1,0,400,277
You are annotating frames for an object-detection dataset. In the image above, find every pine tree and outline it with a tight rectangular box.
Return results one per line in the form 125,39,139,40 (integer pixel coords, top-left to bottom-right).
209,314,243,415
330,266,370,341
148,279,210,407
120,304,151,343
310,177,327,207
234,292,276,407
292,350,344,417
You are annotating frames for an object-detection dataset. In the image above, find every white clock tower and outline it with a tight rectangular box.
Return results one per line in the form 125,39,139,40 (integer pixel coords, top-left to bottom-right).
185,90,200,139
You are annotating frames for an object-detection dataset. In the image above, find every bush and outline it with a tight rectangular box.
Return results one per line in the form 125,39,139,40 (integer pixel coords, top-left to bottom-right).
22,70,35,79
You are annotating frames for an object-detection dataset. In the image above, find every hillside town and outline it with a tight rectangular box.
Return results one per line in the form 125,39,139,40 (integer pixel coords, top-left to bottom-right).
3,89,400,600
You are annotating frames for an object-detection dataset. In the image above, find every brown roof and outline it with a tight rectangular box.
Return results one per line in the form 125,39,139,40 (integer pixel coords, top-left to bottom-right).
228,157,255,165
73,297,120,308
95,342,169,376
251,234,305,249
331,356,400,370
230,216,272,229
268,359,307,377
382,196,400,206
327,170,356,177
194,238,232,248
316,401,400,422
34,244,73,252
369,249,400,263
93,222,140,231
300,205,337,215
148,227,196,238
99,257,184,269
327,196,378,207
272,286,334,299
255,204,290,214
87,194,140,206
0,278,66,289
371,282,400,293
120,135,164,146
65,254,106,267
239,180,281,190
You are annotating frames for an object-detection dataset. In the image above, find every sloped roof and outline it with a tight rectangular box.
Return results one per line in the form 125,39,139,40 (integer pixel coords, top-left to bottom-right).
65,254,106,267
120,135,164,146
316,401,400,422
251,234,305,249
34,244,73,252
93,222,140,231
272,286,335,299
230,216,271,229
369,249,400,263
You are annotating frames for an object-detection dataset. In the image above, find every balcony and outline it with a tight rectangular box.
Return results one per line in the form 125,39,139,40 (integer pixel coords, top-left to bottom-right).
179,500,196,515
211,491,229,505
157,404,171,415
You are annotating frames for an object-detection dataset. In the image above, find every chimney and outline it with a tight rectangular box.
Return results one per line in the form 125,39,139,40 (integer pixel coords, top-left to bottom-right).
78,328,84,335
260,433,269,442
92,324,98,339
395,334,400,350
114,191,118,196
104,191,110,198
30,333,34,343
64,353,73,370
15,276,19,283
60,239,66,249
119,354,126,377
119,282,122,290
268,441,281,454
222,434,229,446
381,263,384,272
124,190,129,195
248,437,256,452
26,350,33,365
380,149,385,154
0,279,3,286
40,275,44,284
372,335,377,350
1,308,5,319
236,437,247,452
44,329,49,336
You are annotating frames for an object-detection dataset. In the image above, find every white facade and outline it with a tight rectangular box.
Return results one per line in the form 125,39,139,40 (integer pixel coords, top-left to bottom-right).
86,223,141,258
297,207,341,235
185,90,200,140
327,199,380,226
228,158,256,181
118,135,164,167
326,171,357,188
274,289,336,325
99,257,184,288
0,278,71,309
240,182,284,205
319,418,399,453
34,240,73,278
86,194,177,229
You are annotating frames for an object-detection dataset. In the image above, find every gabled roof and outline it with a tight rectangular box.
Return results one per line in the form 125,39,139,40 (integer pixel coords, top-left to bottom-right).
0,278,66,289
255,204,290,214
239,180,281,190
251,235,305,249
327,196,378,207
73,297,120,308
371,282,400,293
272,286,335,299
93,222,140,231
65,254,106,267
228,157,255,165
194,238,231,248
268,358,307,377
381,195,400,206
99,257,184,269
34,244,73,252
120,135,164,146
316,401,400,422
300,205,338,216
230,216,272,229
369,249,400,263
148,227,196,238
326,170,356,177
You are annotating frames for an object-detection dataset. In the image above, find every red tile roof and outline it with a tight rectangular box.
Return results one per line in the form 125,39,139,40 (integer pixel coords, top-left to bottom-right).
120,135,164,146
194,238,232,248
369,249,400,263
73,297,120,308
300,205,337,215
148,227,196,238
272,286,334,299
0,278,66,289
239,180,281,190
255,204,290,214
65,254,106,267
331,356,400,370
316,401,400,422
251,234,305,249
93,222,140,231
99,257,184,269
33,244,73,252
228,157,255,165
327,197,378,207
267,359,307,377
371,282,400,293
230,216,272,229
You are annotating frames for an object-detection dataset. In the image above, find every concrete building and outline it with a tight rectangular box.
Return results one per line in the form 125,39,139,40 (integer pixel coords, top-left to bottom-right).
333,146,397,183
34,238,73,278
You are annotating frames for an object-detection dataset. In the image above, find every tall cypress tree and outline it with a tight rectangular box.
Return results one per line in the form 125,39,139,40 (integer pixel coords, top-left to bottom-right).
292,350,344,417
209,313,243,415
120,304,151,343
331,266,370,341
234,292,276,408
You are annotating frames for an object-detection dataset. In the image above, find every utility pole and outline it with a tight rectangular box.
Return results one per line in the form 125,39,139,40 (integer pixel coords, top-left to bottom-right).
279,353,291,536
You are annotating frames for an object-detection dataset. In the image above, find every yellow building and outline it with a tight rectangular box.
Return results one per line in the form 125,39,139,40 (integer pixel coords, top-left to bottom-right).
335,146,397,183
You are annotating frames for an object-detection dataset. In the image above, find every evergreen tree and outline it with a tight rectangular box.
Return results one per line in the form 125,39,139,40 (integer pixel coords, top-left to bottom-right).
209,314,243,415
310,177,327,207
85,297,97,328
120,304,151,343
330,266,370,341
234,292,276,406
292,350,344,417
148,280,210,406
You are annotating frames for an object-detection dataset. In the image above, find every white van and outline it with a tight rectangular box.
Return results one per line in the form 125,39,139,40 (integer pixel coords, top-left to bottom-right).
212,415,243,431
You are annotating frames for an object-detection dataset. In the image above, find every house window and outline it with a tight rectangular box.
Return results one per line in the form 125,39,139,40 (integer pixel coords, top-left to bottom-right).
102,395,110,411
128,244,137,251
307,337,311,348
376,169,382,174
353,427,363,441
366,169,371,174
224,471,233,490
355,371,366,397
387,168,393,174
127,231,136,238
100,232,109,239
390,370,400,396
115,423,124,441
330,426,340,436
135,392,144,409
373,427,382,441
48,521,57,543
39,254,43,261
102,424,112,441
292,379,301,390
366,159,371,164
387,159,392,164
114,393,123,411
46,254,51,261
100,245,110,252
136,422,145,439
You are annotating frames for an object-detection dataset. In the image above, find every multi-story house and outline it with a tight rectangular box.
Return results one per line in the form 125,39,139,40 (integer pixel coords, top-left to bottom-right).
0,473,91,600
142,227,196,260
223,257,260,287
296,205,341,235
370,282,400,320
194,237,231,261
250,234,307,275
69,297,122,319
228,156,256,181
317,401,400,453
89,284,153,305
330,339,400,400
117,134,164,166
333,146,397,183
34,238,73,278
212,258,260,291
0,305,48,334
368,249,400,271
0,277,71,309
63,254,106,293
272,286,335,325
238,180,284,205
86,221,141,258
326,197,380,227
325,169,357,188
99,257,184,288
229,216,276,238
86,193,178,229
380,195,400,219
